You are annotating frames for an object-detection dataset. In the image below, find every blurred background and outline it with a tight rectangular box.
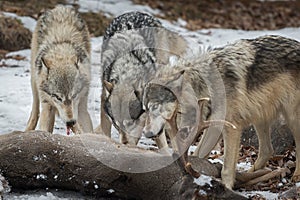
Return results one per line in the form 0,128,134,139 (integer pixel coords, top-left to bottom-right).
1,0,300,55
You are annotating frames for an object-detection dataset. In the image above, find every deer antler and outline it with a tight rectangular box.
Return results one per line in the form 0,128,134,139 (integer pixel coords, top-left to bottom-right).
166,97,237,179
197,98,236,134
180,98,237,177
165,100,200,178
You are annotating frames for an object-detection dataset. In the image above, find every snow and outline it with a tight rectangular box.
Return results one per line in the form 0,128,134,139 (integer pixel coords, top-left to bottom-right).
4,190,92,200
237,161,252,171
71,0,161,16
1,0,300,199
107,189,114,194
194,175,213,187
239,191,279,200
36,174,48,180
2,12,36,32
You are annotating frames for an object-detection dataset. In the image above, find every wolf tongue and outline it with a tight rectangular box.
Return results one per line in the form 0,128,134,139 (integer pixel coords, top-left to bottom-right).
66,126,71,135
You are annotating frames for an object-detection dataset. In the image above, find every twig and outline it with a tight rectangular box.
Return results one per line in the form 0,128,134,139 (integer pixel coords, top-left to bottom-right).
238,168,289,187
235,168,271,183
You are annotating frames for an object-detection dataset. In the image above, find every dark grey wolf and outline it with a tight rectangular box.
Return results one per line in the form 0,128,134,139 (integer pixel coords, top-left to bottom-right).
95,11,187,146
142,35,300,189
26,5,93,134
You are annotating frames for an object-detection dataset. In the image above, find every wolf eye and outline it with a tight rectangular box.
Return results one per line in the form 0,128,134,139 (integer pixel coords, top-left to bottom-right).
124,120,134,127
71,94,77,99
51,94,62,102
151,103,159,111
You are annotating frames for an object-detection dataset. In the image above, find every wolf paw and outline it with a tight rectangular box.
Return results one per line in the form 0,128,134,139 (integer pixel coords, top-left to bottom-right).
292,174,300,183
247,166,255,173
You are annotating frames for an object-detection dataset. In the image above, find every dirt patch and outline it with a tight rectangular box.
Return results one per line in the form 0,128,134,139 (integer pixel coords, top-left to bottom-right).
0,0,112,36
1,0,300,51
0,0,66,18
0,0,111,52
0,15,31,51
133,0,300,31
80,12,111,37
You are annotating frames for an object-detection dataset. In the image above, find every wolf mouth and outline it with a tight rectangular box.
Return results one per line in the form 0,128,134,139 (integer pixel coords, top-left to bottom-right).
144,126,164,139
66,120,76,135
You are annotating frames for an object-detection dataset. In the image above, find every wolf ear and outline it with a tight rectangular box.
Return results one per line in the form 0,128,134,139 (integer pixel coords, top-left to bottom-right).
161,102,178,120
170,70,185,82
103,80,114,93
41,57,51,69
38,57,51,75
75,57,80,69
166,70,185,96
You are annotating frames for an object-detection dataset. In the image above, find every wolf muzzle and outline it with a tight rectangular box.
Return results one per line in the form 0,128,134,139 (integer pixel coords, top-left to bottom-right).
143,129,164,139
66,120,77,135
66,120,76,127
143,130,156,138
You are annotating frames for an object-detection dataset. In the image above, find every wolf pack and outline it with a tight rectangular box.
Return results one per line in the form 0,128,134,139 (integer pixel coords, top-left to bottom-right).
25,5,300,191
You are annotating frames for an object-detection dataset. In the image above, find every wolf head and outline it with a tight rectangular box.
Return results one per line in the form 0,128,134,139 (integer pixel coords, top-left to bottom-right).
101,29,158,141
142,69,209,139
100,11,187,140
37,43,90,129
141,70,185,138
103,80,146,140
142,83,178,138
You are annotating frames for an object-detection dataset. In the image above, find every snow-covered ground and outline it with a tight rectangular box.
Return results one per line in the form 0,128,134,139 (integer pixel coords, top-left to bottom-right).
1,0,300,199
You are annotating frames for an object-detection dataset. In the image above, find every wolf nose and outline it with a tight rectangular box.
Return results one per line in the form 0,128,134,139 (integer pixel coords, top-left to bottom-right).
66,120,76,127
143,130,155,138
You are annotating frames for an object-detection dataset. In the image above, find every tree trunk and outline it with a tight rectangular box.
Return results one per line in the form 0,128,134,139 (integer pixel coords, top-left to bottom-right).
0,131,246,199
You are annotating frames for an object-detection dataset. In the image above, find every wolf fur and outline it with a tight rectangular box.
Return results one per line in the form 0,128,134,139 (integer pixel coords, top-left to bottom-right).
142,35,300,189
26,5,93,134
95,11,187,146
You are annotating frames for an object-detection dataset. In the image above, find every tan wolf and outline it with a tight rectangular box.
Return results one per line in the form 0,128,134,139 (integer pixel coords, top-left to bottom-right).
26,6,93,134
95,11,187,146
142,35,300,189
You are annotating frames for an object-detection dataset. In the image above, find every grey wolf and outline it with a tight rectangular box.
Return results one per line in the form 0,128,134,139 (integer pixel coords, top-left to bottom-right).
26,5,93,134
142,35,300,189
95,11,187,146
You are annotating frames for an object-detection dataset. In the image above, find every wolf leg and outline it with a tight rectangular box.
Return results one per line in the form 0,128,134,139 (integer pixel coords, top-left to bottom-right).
117,126,141,145
285,107,300,182
291,126,300,182
119,130,129,144
248,121,273,172
25,78,40,131
78,96,93,133
39,102,55,133
154,130,170,155
95,88,111,136
292,131,300,182
194,127,222,158
154,130,168,149
221,125,242,190
126,133,142,145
